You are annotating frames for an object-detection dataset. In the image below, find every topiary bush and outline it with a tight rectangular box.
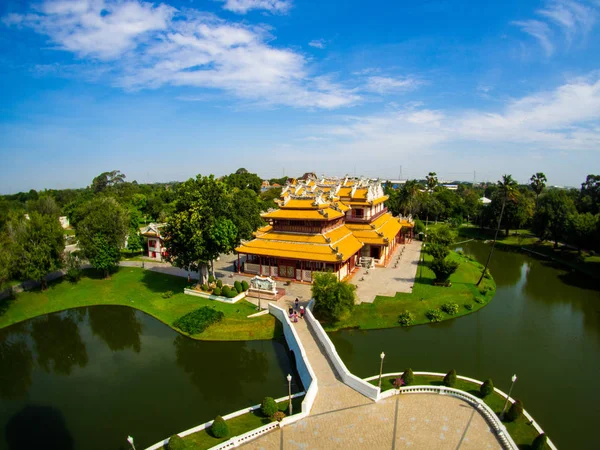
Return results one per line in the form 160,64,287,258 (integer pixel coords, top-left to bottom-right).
210,415,229,438
464,303,473,310
430,257,460,282
216,279,223,288
241,280,249,291
212,287,221,296
162,290,174,299
505,399,524,422
167,434,186,450
474,296,485,304
531,433,548,450
401,368,414,386
426,308,443,322
272,411,286,422
234,280,243,293
221,285,231,296
480,378,494,398
260,397,278,418
398,310,415,326
443,369,457,387
227,289,238,298
441,302,459,315
208,274,215,284
173,307,225,334
201,283,209,291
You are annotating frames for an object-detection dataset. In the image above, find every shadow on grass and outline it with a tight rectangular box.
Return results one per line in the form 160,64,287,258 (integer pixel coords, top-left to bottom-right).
0,294,15,317
140,269,188,294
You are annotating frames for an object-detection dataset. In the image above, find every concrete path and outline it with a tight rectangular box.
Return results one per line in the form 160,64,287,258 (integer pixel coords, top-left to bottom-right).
243,296,502,450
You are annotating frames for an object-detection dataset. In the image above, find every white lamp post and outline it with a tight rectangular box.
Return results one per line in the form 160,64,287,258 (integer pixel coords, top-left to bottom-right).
501,374,518,419
127,436,136,450
378,352,386,390
287,374,293,415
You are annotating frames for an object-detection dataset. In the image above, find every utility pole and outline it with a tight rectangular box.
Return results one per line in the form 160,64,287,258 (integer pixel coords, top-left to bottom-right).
399,165,403,180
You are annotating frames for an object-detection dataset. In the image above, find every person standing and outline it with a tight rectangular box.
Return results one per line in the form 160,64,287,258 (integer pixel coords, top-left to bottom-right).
295,298,299,310
299,306,304,319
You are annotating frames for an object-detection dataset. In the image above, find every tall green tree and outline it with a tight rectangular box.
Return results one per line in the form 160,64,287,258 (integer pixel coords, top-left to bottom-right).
530,172,547,208
311,272,356,322
568,212,598,254
7,205,65,290
532,190,577,248
75,197,129,278
578,174,600,215
223,169,262,194
477,174,517,286
425,172,438,192
91,170,126,194
164,175,238,283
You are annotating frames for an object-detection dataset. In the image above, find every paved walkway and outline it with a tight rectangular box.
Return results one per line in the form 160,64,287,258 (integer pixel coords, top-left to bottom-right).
243,297,502,450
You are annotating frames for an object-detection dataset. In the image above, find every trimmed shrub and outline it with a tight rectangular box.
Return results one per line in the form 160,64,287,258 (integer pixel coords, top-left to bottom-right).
261,397,278,418
443,369,457,387
474,296,485,304
210,415,229,438
272,411,286,422
401,368,414,386
398,310,415,326
227,289,238,298
234,280,243,293
441,302,459,315
426,308,443,322
201,283,209,291
464,303,473,311
167,434,186,450
222,285,231,296
480,379,494,398
208,274,215,284
505,399,524,422
241,280,249,291
216,279,223,288
173,307,225,335
213,287,221,296
531,433,548,450
162,290,174,299
430,257,460,282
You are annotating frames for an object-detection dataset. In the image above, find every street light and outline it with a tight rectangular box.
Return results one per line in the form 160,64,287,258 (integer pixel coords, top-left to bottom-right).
378,352,386,390
287,374,293,415
127,436,136,450
501,374,518,419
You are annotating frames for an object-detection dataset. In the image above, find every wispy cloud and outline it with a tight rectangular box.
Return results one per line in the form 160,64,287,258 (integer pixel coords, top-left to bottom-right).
3,0,357,109
220,0,292,15
363,76,422,94
512,20,554,56
308,39,325,49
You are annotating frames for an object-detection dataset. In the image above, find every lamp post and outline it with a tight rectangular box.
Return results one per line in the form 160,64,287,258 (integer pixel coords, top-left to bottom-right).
127,436,136,450
378,352,386,390
287,374,293,415
501,374,518,419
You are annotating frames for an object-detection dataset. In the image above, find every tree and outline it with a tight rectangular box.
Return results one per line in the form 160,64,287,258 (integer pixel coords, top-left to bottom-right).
164,175,237,284
7,211,64,290
91,170,126,194
480,379,494,398
578,174,600,215
430,257,459,282
75,197,129,278
531,433,548,450
426,172,438,192
477,174,517,286
126,231,144,253
311,272,356,322
260,397,278,417
231,189,264,242
427,224,456,247
0,231,12,290
568,212,598,254
443,369,457,387
223,170,262,194
401,368,414,386
530,172,547,208
505,399,524,422
532,189,577,248
210,415,229,438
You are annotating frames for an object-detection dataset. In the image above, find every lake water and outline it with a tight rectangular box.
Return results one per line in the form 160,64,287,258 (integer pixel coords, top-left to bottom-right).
329,241,600,449
0,306,301,450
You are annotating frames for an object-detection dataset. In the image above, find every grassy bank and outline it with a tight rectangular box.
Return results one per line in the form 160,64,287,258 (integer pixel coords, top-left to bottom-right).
324,250,496,332
174,396,304,449
458,224,600,279
0,267,277,341
373,374,544,448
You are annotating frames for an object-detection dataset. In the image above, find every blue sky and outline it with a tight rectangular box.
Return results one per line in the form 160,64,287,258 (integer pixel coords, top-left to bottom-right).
1,0,599,193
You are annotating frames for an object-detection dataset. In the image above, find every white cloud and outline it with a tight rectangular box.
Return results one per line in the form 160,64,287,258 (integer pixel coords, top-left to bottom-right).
4,0,358,109
220,0,292,14
308,39,325,49
364,76,421,94
512,20,554,56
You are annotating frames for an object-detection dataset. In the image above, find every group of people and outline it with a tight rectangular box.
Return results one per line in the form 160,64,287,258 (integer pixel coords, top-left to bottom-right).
288,298,304,323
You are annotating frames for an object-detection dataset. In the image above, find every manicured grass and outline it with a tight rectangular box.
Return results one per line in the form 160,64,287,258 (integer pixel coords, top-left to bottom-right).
459,224,600,279
0,267,277,341
173,396,304,449
374,374,544,449
324,250,496,331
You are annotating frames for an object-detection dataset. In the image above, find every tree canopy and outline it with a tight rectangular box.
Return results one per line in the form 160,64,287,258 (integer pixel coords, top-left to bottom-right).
311,272,356,322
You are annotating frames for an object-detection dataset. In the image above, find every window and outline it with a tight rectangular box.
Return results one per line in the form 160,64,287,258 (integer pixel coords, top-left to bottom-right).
148,240,155,247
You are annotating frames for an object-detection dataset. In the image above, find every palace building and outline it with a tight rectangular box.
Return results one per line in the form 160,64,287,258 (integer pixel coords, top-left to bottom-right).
235,176,413,282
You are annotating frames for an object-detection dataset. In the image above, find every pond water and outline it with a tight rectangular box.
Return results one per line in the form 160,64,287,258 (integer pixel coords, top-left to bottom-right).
329,241,600,449
0,306,301,450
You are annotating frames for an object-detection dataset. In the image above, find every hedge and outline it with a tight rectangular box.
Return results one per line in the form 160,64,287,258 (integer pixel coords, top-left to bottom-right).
173,307,225,335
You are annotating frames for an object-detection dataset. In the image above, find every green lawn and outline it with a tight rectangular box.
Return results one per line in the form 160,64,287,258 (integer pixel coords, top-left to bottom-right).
374,375,545,449
324,250,496,331
173,396,304,449
459,224,600,279
0,267,278,341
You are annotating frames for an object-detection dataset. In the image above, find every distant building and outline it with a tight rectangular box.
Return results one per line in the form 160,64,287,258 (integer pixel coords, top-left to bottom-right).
59,216,70,229
442,184,458,190
140,223,167,261
479,197,492,205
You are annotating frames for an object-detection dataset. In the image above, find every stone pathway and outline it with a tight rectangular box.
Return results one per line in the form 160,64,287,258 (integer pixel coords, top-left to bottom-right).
242,297,502,450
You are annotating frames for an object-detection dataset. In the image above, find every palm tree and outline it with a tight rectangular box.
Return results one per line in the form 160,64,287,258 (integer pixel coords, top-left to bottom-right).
425,172,438,192
530,172,547,209
476,174,518,286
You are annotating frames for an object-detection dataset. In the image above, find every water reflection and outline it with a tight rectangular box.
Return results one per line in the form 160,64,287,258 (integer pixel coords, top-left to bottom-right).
89,306,142,353
31,314,88,375
0,327,33,400
5,405,73,450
